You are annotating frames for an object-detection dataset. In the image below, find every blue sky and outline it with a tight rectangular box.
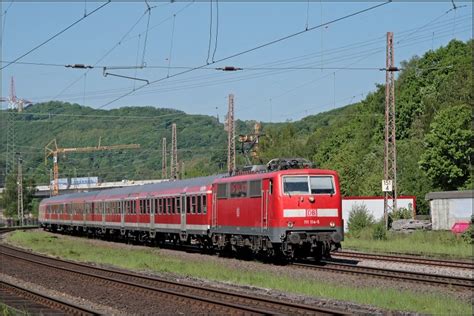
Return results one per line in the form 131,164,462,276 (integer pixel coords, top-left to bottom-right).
1,1,472,122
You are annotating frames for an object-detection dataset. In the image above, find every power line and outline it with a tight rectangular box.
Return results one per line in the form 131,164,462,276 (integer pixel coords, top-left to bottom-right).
98,1,392,109
1,1,111,71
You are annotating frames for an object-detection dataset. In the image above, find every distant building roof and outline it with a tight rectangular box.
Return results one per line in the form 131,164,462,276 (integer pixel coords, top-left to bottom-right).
425,190,473,200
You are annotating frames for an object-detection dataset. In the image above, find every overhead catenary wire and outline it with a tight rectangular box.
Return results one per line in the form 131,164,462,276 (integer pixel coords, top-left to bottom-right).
167,14,176,78
1,1,111,71
141,0,155,67
46,0,191,134
212,0,219,62
98,1,392,110
7,9,469,108
206,0,213,64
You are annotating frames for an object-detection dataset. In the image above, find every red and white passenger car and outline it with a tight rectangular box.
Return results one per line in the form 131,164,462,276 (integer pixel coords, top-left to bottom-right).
39,166,344,259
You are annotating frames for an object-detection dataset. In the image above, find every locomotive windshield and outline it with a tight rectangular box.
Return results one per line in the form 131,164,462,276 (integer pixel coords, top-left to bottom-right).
283,176,335,195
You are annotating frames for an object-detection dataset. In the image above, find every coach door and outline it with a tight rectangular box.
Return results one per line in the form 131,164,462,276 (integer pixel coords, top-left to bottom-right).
120,200,125,228
211,190,217,228
83,202,87,226
101,201,106,227
261,180,270,232
180,193,187,240
150,197,155,231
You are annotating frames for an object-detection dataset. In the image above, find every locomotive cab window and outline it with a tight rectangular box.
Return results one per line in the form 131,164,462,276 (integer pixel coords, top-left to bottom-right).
310,176,335,194
283,176,335,195
283,176,310,194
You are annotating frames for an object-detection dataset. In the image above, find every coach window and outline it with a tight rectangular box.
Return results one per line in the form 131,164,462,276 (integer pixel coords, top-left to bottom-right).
186,196,191,214
191,196,197,214
196,196,202,214
158,198,163,214
202,195,207,214
176,197,181,213
166,198,171,214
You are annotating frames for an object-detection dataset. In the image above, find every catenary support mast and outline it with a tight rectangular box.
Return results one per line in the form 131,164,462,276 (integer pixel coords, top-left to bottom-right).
162,137,167,179
226,94,235,175
383,32,398,228
170,123,178,180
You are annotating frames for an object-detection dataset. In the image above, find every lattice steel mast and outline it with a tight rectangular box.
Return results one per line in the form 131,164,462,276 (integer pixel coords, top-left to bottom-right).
170,123,178,180
162,137,167,179
1,77,32,177
225,94,235,175
383,32,398,228
17,154,24,226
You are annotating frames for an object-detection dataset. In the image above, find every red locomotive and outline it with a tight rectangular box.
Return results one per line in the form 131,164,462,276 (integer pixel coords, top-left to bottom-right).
39,159,344,259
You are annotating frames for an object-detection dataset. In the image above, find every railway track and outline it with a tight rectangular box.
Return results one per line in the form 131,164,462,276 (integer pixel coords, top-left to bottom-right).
294,261,474,290
0,278,98,315
0,226,39,234
333,250,474,269
0,244,349,315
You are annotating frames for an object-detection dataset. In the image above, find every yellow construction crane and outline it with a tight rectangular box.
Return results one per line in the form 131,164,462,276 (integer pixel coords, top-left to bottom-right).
45,138,140,196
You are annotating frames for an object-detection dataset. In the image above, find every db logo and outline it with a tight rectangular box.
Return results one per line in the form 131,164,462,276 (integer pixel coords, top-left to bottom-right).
306,209,317,217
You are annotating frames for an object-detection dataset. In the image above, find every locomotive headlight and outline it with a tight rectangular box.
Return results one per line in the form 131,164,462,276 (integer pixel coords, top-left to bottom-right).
287,221,294,228
308,196,315,203
330,221,336,227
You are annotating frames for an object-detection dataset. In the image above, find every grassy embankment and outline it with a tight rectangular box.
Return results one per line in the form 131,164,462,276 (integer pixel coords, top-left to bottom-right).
6,230,472,315
342,230,473,259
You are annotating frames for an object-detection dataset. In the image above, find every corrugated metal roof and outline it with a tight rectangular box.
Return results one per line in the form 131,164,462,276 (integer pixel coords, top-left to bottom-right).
41,174,225,204
425,190,474,200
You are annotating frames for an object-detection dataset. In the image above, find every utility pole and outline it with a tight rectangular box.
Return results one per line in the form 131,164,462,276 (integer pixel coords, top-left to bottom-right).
170,123,178,180
162,137,167,179
383,32,399,229
45,139,140,196
225,94,235,175
17,154,24,226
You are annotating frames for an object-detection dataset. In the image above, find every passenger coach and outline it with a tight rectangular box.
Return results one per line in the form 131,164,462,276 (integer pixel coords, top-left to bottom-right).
39,163,343,260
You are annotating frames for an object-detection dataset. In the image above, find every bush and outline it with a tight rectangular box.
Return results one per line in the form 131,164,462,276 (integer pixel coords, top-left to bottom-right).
347,203,374,236
371,222,387,240
390,208,412,221
460,216,473,244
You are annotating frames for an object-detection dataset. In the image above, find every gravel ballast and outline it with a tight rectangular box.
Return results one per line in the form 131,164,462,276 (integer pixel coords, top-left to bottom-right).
2,230,472,314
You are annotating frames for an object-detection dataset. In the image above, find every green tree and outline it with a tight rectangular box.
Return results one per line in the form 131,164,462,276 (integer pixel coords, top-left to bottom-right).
0,173,37,219
419,104,473,190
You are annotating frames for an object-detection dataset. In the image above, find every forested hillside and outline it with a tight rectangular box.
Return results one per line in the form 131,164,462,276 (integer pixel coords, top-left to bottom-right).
1,39,472,214
259,39,473,212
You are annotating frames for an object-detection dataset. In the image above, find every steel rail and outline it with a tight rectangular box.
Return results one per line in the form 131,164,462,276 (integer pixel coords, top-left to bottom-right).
0,244,348,315
333,250,474,269
0,278,99,315
294,261,473,290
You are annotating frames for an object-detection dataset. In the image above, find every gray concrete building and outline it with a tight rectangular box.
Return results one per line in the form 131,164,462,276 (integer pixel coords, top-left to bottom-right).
425,190,473,230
